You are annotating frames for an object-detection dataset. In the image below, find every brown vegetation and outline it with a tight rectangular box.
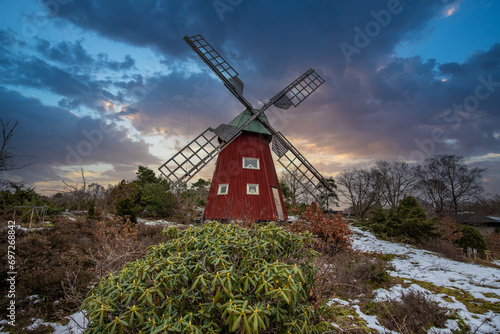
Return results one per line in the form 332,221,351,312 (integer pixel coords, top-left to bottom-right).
0,216,166,333
286,201,352,254
365,290,448,334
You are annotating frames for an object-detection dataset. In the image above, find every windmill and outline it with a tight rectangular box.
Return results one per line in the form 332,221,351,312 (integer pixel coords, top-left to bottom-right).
159,34,334,221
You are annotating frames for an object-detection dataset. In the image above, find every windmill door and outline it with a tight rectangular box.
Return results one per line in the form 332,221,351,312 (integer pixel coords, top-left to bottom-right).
272,187,285,221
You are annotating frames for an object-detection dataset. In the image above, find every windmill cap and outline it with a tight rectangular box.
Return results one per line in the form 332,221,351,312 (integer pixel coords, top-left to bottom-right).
228,109,271,136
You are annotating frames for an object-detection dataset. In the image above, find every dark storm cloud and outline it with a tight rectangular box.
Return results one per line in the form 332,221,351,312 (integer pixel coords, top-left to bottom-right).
290,45,500,161
36,0,496,159
0,87,160,186
50,0,457,79
123,71,244,137
36,39,94,66
2,0,497,193
0,34,128,112
36,38,136,71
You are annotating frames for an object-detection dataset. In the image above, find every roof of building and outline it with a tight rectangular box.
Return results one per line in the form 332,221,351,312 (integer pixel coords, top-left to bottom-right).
458,214,500,226
228,109,271,135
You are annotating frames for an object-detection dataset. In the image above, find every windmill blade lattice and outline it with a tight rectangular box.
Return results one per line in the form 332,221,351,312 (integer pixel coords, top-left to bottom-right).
159,108,270,185
159,128,220,185
269,69,325,110
161,34,333,210
184,35,253,110
272,133,333,204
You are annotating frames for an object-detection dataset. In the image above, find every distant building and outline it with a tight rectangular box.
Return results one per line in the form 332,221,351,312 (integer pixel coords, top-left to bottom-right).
456,213,500,235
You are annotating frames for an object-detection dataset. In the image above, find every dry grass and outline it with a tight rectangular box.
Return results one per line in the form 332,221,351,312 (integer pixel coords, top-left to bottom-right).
0,216,166,333
313,251,395,302
485,232,500,259
419,238,465,261
365,290,448,334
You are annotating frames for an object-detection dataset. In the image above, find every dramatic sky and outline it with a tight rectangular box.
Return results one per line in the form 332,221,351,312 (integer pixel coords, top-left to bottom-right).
1,0,499,200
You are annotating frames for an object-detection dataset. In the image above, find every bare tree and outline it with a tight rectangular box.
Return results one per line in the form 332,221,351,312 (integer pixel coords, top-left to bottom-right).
1,119,32,186
414,155,486,216
375,160,416,210
337,167,383,219
279,170,308,206
56,167,88,211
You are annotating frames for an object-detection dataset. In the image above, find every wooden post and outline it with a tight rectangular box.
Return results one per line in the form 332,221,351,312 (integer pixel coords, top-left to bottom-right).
29,207,34,229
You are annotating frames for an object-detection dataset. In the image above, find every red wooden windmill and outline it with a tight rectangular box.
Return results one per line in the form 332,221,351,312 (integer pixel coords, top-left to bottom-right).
159,35,334,221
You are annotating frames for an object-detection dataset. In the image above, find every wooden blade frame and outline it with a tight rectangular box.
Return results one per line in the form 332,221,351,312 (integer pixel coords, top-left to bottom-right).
184,35,253,110
269,69,325,110
159,109,268,185
272,133,334,205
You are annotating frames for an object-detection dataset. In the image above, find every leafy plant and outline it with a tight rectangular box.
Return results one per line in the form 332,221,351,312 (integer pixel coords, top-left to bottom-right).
457,225,487,253
81,222,330,333
115,196,139,223
361,197,438,245
287,201,352,254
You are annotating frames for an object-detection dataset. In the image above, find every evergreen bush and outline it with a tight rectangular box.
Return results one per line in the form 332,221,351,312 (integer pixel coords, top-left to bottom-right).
139,182,176,217
81,222,328,333
457,225,487,253
115,197,139,223
362,197,438,244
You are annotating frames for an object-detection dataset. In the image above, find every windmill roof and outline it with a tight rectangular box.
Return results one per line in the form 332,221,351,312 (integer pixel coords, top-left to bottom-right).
228,109,271,135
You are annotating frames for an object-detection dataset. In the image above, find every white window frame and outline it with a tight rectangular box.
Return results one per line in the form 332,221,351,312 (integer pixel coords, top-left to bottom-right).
242,157,260,170
218,184,229,195
246,184,259,195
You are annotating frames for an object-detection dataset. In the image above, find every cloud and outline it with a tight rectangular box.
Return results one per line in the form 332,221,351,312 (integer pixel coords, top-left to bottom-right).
36,38,136,71
0,87,160,187
1,0,498,196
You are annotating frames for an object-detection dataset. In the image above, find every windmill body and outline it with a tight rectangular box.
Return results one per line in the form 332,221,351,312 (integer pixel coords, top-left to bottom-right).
159,35,334,221
204,109,287,221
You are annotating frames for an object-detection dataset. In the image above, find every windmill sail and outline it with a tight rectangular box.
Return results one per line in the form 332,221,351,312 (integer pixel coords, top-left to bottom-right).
159,109,269,185
272,133,333,205
269,69,325,110
162,34,333,211
184,35,253,110
159,128,220,185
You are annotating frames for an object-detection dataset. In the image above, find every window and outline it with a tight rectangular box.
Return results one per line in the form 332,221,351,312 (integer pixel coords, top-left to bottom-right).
218,184,229,195
247,184,259,195
243,157,260,170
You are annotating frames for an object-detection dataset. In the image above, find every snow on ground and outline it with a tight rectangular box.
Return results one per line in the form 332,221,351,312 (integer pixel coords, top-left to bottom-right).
137,217,178,226
0,312,87,334
3,223,500,333
349,225,500,333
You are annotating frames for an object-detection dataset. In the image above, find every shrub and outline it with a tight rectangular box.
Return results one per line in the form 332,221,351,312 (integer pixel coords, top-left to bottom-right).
369,290,448,334
287,202,352,254
319,252,394,301
438,217,463,243
139,181,176,217
81,222,330,333
362,197,438,245
457,225,487,253
115,196,139,223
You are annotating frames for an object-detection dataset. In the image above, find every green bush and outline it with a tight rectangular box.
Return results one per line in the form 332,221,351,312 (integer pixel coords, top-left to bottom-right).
362,197,438,244
457,225,487,253
81,222,328,333
139,181,176,217
115,197,139,223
